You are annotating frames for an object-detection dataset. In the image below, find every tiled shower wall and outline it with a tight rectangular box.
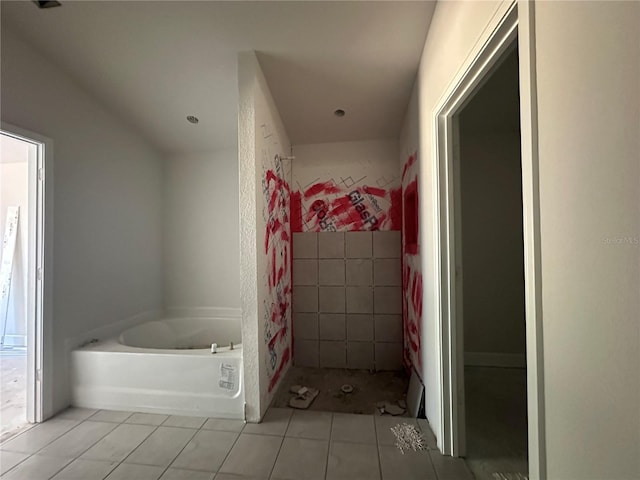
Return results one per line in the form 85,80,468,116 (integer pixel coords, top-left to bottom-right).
292,231,402,370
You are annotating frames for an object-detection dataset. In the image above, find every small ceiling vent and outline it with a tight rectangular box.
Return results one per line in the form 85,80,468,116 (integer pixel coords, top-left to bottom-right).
34,1,62,8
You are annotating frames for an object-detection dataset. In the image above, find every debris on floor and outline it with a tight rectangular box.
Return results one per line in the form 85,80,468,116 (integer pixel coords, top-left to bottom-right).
391,422,428,454
376,400,406,416
288,384,319,409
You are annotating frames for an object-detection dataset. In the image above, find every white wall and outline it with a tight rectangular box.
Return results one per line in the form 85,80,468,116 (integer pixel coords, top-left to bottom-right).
1,28,164,413
399,84,424,377
239,52,293,421
403,0,508,447
164,150,240,316
535,2,640,478
292,139,399,193
0,136,30,345
408,0,640,476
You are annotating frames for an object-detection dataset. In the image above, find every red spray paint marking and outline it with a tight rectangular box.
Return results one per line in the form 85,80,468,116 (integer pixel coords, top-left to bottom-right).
363,185,387,197
290,191,302,232
402,153,417,181
268,346,291,392
303,181,341,200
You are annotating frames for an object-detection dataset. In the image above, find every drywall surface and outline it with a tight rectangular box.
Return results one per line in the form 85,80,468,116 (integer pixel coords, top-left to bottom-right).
535,2,640,478
399,84,423,378
238,52,292,421
0,137,30,346
405,0,507,447
1,28,164,413
290,140,401,232
164,150,241,316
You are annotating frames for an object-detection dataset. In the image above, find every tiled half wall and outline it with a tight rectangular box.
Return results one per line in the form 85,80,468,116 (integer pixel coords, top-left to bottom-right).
292,231,402,370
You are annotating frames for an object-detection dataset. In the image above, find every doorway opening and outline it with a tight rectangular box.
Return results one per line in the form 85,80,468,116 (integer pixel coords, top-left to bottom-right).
0,129,46,440
456,45,528,480
435,1,545,477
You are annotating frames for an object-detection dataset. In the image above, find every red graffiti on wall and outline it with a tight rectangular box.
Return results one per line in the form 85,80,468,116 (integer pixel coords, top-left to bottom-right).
401,153,422,376
264,167,292,393
290,181,402,233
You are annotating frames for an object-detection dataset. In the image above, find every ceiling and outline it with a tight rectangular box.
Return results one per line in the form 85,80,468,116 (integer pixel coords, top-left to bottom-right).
1,1,435,156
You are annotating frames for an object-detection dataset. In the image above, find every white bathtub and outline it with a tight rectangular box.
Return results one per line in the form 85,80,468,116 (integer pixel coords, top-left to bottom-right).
70,318,244,419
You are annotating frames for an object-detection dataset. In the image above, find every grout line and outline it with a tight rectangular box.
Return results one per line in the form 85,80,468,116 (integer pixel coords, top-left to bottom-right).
323,412,334,480
372,414,383,480
214,419,247,477
153,425,201,480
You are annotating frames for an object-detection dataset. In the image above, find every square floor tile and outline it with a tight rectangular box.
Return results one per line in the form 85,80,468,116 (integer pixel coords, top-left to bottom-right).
81,423,155,462
285,410,332,440
374,415,407,446
326,442,380,480
39,421,117,458
55,408,98,421
160,468,215,480
0,451,29,474
89,411,133,423
429,450,475,480
0,454,71,480
219,433,282,478
201,418,245,433
124,426,196,467
271,437,328,480
242,408,292,436
331,413,376,444
162,415,207,429
170,429,238,472
104,463,164,480
379,445,437,480
0,419,79,454
51,458,118,480
125,413,169,426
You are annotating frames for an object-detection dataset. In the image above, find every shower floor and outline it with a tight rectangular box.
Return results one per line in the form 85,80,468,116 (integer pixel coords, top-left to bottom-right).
271,366,409,415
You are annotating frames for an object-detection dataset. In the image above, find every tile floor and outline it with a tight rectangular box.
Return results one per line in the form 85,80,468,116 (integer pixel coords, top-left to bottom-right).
0,353,28,442
0,407,475,480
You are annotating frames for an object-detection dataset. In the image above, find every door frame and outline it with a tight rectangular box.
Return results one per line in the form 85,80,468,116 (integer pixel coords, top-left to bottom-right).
433,1,546,478
1,123,54,423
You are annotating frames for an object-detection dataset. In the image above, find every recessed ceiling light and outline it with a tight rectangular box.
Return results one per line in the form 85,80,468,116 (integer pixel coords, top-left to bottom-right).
33,1,61,8
186,115,199,124
334,109,346,117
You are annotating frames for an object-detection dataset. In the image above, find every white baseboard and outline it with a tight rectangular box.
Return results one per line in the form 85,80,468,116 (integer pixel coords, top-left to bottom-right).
165,306,242,319
465,351,526,368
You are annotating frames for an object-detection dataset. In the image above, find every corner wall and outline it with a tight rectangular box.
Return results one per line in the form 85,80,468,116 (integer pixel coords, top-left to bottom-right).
407,0,640,476
238,52,293,421
1,28,164,413
399,85,423,379
163,150,241,317
400,0,509,446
